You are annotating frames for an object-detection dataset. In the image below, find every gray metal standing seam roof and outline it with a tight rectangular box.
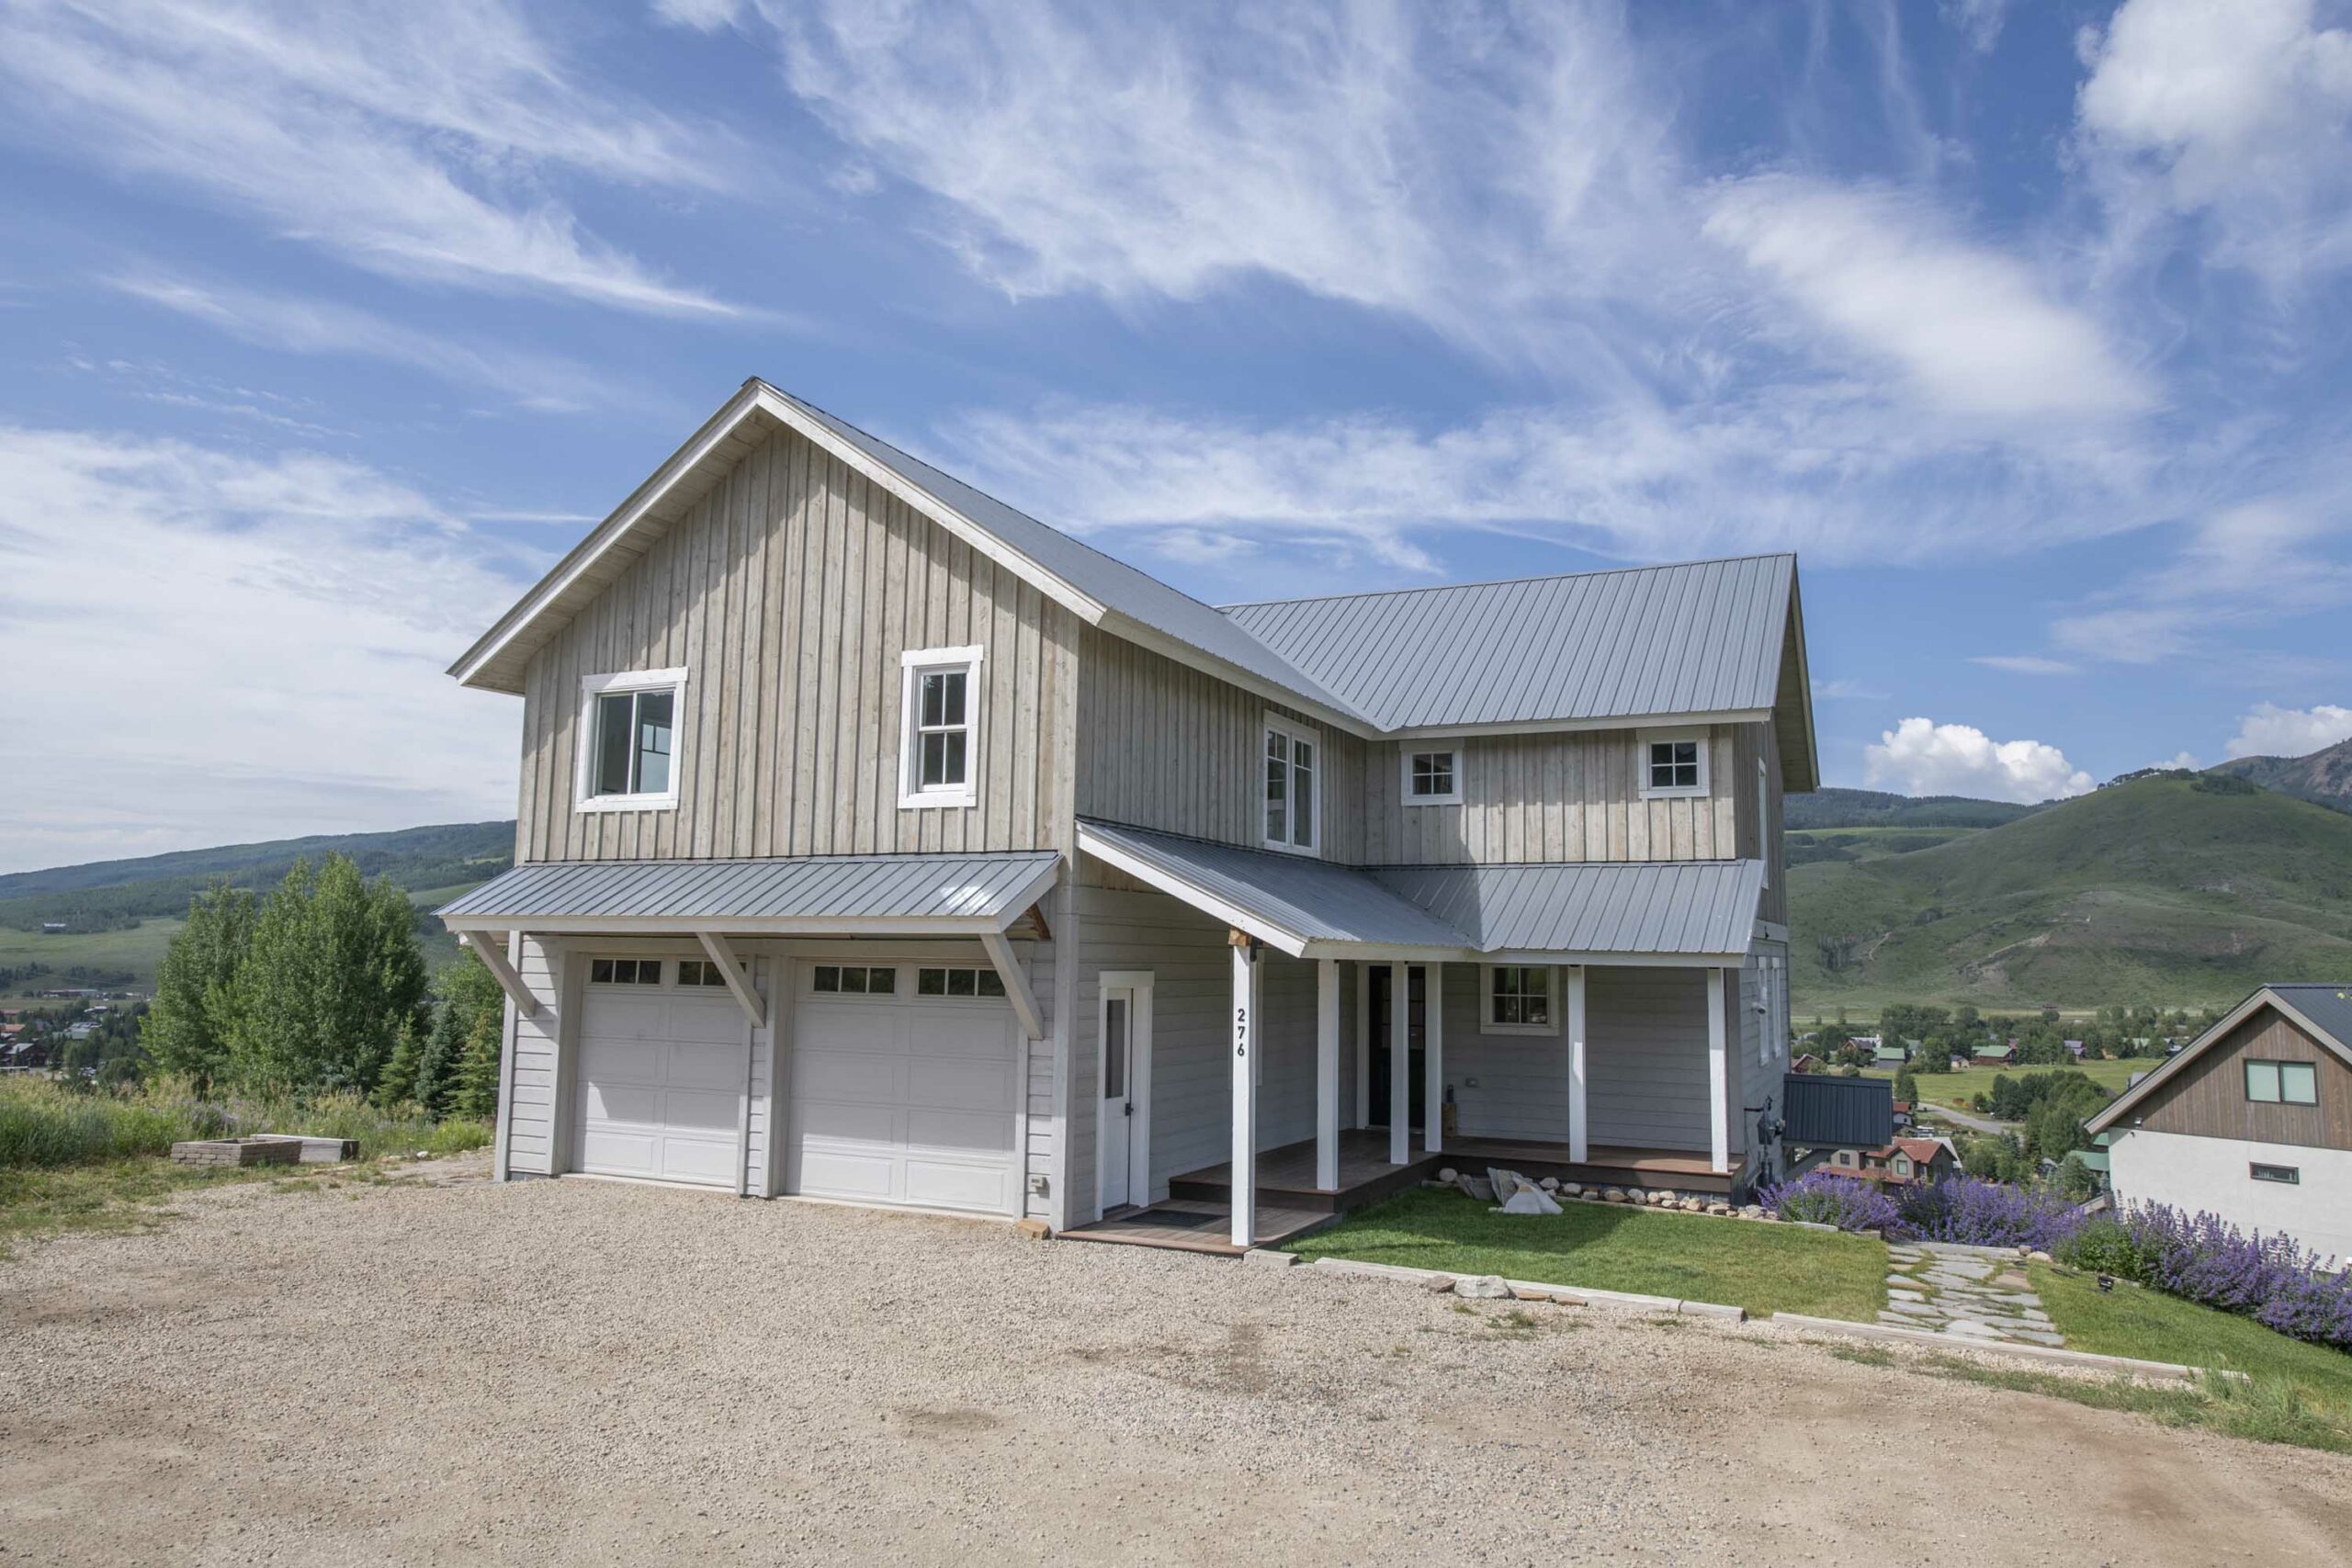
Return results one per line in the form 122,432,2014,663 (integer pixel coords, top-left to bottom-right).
768,387,1369,723
437,852,1060,927
1219,554,1796,731
1077,819,1762,957
1371,859,1766,956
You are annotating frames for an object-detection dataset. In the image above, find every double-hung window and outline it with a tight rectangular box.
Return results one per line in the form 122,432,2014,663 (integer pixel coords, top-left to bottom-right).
899,646,983,808
1641,728,1708,798
579,669,685,810
1403,749,1461,807
1483,964,1557,1035
2245,1059,2319,1106
1262,715,1318,853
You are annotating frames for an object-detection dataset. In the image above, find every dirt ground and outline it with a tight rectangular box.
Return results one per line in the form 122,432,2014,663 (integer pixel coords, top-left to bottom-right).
2,1156,2347,1566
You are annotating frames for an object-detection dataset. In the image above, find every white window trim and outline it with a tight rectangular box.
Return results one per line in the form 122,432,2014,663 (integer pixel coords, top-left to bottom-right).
1638,727,1711,800
576,667,688,813
1261,711,1321,856
1400,746,1463,807
1758,757,1770,887
1479,964,1562,1037
898,645,984,810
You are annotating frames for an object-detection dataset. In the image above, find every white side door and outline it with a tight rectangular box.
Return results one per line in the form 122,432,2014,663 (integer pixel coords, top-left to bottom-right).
1096,972,1153,1213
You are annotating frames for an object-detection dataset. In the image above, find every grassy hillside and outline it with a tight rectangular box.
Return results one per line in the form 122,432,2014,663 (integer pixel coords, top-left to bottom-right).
1785,786,2044,831
1791,775,2352,1012
2211,737,2352,813
0,822,514,998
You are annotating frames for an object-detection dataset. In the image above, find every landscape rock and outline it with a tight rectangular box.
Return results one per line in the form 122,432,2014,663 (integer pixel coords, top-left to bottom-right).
1422,1274,1457,1293
1437,1168,1458,1184
1705,1202,1731,1217
1454,1174,1496,1202
1453,1275,1512,1300
1603,1188,1628,1203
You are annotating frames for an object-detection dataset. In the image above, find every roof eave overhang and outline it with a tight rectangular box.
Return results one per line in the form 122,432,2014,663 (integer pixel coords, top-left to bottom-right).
440,911,1022,938
1383,708,1773,742
448,380,1115,696
1781,565,1822,792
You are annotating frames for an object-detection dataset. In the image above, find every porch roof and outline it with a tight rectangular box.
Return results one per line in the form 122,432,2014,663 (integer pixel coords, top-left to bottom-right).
1076,818,1763,963
436,851,1060,936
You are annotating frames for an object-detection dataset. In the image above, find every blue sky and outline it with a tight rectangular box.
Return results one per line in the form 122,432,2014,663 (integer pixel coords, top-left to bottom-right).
6,0,2352,872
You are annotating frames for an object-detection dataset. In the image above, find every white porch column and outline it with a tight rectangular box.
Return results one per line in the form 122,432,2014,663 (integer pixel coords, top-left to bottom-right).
1230,935,1260,1247
1567,965,1589,1164
1316,958,1340,1191
1422,964,1443,1155
1707,966,1730,1175
1388,964,1410,1166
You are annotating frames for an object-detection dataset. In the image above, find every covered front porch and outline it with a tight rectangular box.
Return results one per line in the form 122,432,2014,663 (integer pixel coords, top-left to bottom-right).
1071,821,1769,1251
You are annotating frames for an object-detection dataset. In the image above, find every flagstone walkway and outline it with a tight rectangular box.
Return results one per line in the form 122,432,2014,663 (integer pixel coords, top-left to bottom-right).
1880,1240,2065,1347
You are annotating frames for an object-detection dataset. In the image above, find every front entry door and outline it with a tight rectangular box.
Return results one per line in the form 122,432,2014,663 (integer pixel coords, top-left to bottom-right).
1365,964,1427,1132
1097,976,1153,1213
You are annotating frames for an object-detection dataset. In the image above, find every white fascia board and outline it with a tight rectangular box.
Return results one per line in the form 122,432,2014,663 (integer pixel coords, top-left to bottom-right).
1073,826,1310,957
1296,940,1470,964
1476,948,1747,968
1383,708,1771,742
439,912,1011,937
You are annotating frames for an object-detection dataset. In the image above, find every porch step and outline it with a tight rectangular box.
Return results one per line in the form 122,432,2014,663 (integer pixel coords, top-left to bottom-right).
1169,1157,1431,1214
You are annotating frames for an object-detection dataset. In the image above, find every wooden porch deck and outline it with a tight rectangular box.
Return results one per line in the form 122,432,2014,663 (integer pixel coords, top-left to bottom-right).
1060,1130,1735,1255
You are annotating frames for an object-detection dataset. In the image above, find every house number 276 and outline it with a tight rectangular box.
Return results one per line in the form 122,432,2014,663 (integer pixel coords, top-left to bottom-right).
1234,1007,1248,1055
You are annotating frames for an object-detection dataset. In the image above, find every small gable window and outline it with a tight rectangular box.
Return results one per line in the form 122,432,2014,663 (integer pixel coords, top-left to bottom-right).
1482,964,1557,1035
899,646,983,809
2250,1162,2301,1184
580,670,686,810
1263,715,1318,853
2245,1060,2318,1106
1641,729,1707,798
1403,749,1461,807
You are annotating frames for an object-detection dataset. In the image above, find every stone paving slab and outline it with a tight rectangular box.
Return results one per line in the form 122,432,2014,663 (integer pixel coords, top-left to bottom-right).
1877,1245,2067,1349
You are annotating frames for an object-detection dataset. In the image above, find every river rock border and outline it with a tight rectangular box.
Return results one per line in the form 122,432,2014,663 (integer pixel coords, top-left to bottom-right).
1429,1170,1769,1223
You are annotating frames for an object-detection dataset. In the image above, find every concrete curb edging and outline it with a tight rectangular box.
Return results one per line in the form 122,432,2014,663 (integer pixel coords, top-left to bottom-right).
1301,1255,1747,1322
1772,1313,2230,1383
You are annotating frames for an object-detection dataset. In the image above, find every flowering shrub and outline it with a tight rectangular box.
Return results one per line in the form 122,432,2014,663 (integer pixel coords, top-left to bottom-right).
1758,1169,1899,1233
2061,1203,2352,1351
1891,1176,2086,1252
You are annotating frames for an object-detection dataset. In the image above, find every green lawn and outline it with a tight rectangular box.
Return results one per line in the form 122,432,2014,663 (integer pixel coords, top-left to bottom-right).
0,918,183,998
1866,1056,2152,1109
1284,1189,1887,1320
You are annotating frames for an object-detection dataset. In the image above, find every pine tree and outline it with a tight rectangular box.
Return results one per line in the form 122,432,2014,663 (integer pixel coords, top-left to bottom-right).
450,999,505,1121
1893,1064,1919,1106
141,881,257,1089
378,1016,425,1107
421,949,507,1118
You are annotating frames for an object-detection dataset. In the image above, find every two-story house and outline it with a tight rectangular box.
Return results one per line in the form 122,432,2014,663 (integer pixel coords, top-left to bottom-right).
438,379,1817,1250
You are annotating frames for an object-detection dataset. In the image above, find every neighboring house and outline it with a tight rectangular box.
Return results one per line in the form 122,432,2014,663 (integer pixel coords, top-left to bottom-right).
1820,1135,1956,1187
2064,1038,2086,1058
1871,1043,1907,1067
436,379,1817,1248
1972,1043,2018,1067
1792,1053,1826,1075
2086,985,2352,1267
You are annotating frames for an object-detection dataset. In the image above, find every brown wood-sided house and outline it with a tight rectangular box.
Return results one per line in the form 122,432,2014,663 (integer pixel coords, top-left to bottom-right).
2086,985,2352,1266
436,380,1818,1250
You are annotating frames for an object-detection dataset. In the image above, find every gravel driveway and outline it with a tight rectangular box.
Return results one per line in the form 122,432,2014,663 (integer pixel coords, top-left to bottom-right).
4,1157,2347,1566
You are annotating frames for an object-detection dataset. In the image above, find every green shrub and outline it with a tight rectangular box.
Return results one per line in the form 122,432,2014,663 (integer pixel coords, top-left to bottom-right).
2056,1216,2162,1281
0,1075,490,1170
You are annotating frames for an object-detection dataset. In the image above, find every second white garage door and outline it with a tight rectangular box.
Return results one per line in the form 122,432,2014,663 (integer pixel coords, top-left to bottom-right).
786,962,1021,1216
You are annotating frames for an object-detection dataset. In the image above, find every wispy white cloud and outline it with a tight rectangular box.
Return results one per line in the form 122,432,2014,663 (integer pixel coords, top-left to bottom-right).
0,427,526,869
1811,677,1889,700
1942,0,2012,54
0,0,739,315
2052,500,2352,663
106,274,641,412
2225,701,2352,760
1970,654,2080,675
1864,716,2095,802
2076,0,2352,284
1701,174,2151,419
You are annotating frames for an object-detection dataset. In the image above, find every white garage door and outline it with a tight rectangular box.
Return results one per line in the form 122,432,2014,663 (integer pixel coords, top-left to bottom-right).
786,961,1021,1216
575,956,750,1189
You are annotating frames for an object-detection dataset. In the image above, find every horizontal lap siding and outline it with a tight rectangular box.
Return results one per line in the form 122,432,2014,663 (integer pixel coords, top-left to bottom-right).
1069,886,1333,1222
1442,964,1572,1142
1025,935,1057,1221
1585,966,1711,1153
516,425,1076,863
503,938,563,1177
743,962,775,1196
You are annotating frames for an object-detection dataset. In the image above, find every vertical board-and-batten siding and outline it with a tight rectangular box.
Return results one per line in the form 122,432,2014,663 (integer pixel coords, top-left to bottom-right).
514,423,1078,863
2132,1007,2352,1150
1077,628,1742,869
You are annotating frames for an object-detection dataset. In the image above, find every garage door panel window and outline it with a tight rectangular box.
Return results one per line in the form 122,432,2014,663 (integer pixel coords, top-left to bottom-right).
676,959,736,987
590,957,662,986
916,965,1007,998
813,964,898,996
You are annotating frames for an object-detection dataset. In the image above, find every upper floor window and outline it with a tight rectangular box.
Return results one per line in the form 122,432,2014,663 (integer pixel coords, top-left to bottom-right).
579,669,685,811
1641,728,1708,799
899,646,983,809
1403,749,1461,807
2245,1059,2318,1105
1482,964,1557,1035
1263,715,1317,853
